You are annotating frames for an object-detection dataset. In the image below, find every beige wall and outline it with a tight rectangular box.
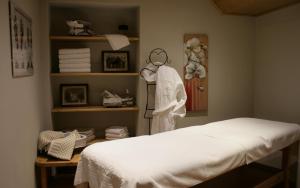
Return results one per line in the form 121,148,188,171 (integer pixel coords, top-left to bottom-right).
254,3,300,125
137,0,255,133
0,0,52,188
45,0,255,135
254,4,300,187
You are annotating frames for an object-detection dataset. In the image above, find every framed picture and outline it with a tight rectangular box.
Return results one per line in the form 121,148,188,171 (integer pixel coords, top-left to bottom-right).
9,1,33,78
60,84,88,106
102,51,129,72
184,34,208,112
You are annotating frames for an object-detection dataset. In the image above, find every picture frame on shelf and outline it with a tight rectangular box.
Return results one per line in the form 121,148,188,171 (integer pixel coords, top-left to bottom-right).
102,51,129,72
9,0,33,78
60,84,88,106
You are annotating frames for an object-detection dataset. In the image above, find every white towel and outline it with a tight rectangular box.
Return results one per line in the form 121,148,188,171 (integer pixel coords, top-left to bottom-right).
60,68,91,73
105,126,128,135
59,48,90,55
59,58,90,64
105,133,128,138
105,34,130,50
59,63,91,69
47,131,77,160
38,131,65,150
105,136,128,140
59,53,90,60
105,137,123,140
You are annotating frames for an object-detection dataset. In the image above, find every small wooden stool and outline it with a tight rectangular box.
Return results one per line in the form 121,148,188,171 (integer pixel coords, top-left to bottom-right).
35,139,106,188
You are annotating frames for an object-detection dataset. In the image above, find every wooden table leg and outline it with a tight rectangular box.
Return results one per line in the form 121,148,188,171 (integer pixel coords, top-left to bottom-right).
40,167,47,188
282,146,292,188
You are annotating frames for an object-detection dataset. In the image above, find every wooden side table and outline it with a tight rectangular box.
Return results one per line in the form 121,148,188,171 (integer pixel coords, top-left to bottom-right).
36,139,106,188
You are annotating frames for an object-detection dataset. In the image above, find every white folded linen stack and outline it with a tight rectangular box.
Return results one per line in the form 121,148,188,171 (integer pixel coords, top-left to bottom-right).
105,126,129,140
58,48,91,72
77,128,96,143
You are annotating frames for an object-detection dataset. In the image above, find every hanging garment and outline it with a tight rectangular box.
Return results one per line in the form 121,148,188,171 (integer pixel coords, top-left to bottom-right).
151,65,187,134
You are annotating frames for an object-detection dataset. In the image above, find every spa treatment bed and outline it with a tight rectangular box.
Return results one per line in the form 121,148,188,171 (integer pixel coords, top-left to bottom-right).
74,118,300,188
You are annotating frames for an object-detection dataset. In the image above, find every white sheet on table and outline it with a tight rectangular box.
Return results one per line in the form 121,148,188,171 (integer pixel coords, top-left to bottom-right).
74,118,300,188
201,118,300,163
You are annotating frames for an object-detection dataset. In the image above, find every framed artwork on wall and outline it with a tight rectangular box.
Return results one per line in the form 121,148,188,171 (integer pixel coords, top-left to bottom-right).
184,34,208,112
102,51,129,72
60,84,88,106
9,1,33,78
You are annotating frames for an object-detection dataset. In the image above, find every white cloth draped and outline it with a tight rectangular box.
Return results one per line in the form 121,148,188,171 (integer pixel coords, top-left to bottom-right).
105,34,130,50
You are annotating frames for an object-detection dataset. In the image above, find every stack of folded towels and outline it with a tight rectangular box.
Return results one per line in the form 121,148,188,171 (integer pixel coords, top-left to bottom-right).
58,48,91,73
77,128,95,143
105,126,129,140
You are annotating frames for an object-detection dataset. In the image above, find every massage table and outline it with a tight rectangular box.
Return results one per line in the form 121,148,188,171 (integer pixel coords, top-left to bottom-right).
74,118,300,188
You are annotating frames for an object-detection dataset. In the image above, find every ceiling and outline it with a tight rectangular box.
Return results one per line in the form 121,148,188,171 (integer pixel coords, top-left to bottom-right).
212,0,300,16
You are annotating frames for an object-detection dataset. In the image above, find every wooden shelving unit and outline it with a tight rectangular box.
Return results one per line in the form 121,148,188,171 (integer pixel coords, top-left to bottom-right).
52,106,139,113
50,72,139,77
50,35,139,42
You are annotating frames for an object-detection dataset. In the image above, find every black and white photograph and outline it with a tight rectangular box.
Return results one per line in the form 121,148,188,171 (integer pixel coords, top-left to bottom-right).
9,1,33,77
60,84,88,106
102,51,129,72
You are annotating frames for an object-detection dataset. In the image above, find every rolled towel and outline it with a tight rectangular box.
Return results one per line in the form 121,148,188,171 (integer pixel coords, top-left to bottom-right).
59,58,90,64
59,63,91,69
105,34,130,50
59,53,90,60
59,48,90,55
60,68,91,73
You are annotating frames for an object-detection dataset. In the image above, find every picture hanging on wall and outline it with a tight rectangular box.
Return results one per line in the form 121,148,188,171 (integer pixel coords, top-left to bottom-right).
9,1,33,78
184,34,208,112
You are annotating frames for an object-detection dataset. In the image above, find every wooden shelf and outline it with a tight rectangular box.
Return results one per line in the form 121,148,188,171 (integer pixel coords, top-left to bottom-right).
50,35,139,42
51,72,139,77
52,106,139,112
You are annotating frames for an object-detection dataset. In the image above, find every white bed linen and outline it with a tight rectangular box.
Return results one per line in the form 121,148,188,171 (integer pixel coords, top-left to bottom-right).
74,118,300,188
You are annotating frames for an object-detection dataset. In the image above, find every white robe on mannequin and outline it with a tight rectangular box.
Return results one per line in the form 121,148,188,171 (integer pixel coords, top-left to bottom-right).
151,65,187,134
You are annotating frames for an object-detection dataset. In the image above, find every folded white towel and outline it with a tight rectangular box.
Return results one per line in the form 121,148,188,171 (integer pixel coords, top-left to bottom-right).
106,136,128,140
105,133,128,138
59,58,90,64
105,34,130,50
60,68,91,73
59,48,90,55
59,53,90,60
105,126,128,135
59,63,91,69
